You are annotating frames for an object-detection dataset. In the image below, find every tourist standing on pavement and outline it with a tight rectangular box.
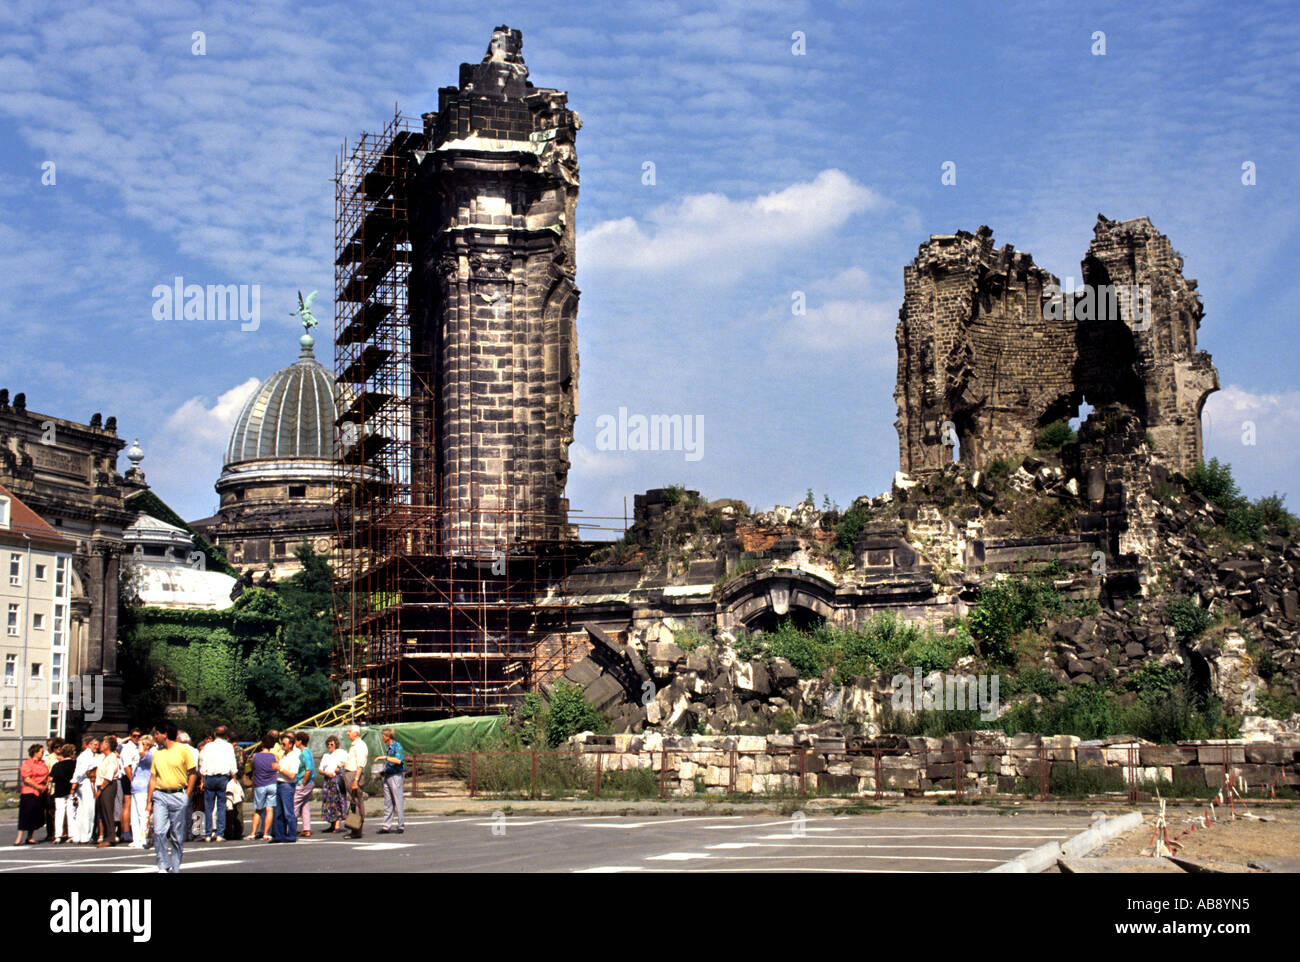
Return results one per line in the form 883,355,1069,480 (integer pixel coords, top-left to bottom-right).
50,744,76,843
318,735,347,833
199,726,238,843
93,735,122,847
118,729,141,844
129,735,153,848
14,744,49,845
271,733,300,842
42,737,61,840
343,725,368,839
249,734,278,841
70,735,99,844
292,732,315,837
146,723,197,873
378,728,405,835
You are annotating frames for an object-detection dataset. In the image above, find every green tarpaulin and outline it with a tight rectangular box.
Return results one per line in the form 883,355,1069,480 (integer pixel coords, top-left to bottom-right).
291,716,504,785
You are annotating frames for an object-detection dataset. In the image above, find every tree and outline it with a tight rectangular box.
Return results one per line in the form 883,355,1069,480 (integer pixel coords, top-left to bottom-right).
246,543,336,728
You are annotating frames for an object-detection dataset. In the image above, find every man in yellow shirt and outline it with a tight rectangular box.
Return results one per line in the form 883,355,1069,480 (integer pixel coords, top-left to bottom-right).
146,723,197,873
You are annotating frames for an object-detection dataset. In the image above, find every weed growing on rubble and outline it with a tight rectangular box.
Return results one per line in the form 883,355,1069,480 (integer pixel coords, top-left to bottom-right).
736,615,973,684
967,577,1065,664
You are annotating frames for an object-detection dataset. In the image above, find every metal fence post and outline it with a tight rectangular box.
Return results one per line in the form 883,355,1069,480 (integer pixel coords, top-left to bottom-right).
470,751,477,797
1039,745,1049,801
873,749,882,801
798,748,807,796
659,750,668,799
530,749,538,799
729,748,737,795
594,751,603,795
955,747,965,801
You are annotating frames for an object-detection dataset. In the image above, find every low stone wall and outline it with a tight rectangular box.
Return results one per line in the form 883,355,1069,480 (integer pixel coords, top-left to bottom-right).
569,729,1300,797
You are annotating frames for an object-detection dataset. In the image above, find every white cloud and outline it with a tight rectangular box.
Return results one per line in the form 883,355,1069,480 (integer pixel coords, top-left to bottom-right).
579,169,881,283
1202,384,1300,497
163,378,261,447
145,378,261,519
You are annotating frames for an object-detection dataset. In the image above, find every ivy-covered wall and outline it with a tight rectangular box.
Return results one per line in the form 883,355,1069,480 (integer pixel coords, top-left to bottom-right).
117,546,338,737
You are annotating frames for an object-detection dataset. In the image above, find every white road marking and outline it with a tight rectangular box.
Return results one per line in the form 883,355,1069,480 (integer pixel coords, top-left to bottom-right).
352,842,416,851
707,842,1042,852
574,816,744,829
678,853,1006,863
646,852,710,861
574,866,646,873
114,859,244,873
755,832,1077,841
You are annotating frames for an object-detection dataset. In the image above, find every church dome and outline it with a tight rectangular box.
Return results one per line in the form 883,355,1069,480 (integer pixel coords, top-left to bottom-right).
225,339,336,465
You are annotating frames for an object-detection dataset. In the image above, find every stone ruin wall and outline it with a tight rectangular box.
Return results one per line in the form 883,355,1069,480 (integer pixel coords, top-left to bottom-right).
895,215,1219,479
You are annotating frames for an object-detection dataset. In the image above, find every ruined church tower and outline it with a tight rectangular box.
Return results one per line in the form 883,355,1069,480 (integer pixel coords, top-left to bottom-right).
409,25,581,553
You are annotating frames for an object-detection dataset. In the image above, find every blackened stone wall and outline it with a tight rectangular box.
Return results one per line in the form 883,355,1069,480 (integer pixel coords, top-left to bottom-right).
409,26,580,553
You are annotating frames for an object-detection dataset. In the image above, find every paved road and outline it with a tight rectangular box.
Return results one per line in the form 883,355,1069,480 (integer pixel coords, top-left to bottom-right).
0,813,1094,872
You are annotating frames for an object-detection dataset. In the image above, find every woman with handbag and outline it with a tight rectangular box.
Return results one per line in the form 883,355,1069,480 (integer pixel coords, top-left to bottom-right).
13,744,49,845
318,735,348,833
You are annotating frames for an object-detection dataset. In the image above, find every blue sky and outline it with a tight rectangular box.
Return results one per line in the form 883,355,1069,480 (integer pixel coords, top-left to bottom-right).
1,0,1296,534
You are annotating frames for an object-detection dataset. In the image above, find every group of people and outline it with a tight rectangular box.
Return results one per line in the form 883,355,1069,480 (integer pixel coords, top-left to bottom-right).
14,722,408,873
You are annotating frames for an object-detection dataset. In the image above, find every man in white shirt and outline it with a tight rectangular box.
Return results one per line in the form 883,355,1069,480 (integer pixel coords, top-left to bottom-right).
198,726,239,843
343,725,368,839
271,733,301,842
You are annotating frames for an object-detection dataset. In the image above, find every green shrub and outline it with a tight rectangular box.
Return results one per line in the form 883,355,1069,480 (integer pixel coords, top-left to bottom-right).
1034,420,1077,451
835,502,873,551
1187,458,1240,504
985,458,1016,481
543,681,606,747
967,577,1063,664
674,627,714,653
1166,597,1211,641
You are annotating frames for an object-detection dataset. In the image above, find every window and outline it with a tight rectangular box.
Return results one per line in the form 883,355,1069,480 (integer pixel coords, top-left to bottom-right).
34,563,47,581
30,662,42,679
6,603,18,636
52,605,64,647
288,484,306,499
3,654,14,686
49,708,61,739
165,682,187,706
2,706,12,731
51,652,62,698
0,496,9,527
8,553,20,587
32,612,44,630
55,557,67,599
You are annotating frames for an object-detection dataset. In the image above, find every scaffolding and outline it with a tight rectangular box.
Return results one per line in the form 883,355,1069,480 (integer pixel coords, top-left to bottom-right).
331,110,583,723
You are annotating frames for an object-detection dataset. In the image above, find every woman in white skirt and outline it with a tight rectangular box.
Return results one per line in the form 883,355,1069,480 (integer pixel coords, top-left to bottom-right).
128,735,154,848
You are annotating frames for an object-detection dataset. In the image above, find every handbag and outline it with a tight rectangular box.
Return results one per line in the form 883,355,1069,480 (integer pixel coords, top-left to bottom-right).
343,811,362,831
